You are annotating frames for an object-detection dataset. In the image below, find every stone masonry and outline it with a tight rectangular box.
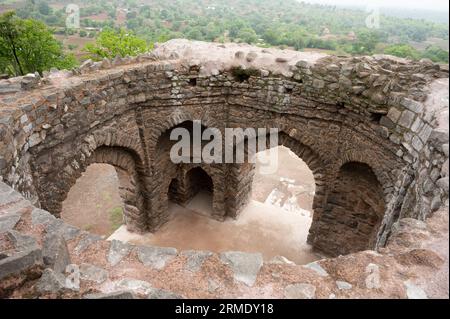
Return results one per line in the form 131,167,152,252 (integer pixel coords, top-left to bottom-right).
0,40,449,258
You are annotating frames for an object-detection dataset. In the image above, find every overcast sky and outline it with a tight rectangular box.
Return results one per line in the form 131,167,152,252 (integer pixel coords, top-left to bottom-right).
302,0,449,11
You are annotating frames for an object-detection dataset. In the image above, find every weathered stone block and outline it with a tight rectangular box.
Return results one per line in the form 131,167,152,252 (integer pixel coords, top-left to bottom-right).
137,246,177,269
0,213,21,234
108,240,132,266
43,233,71,273
80,263,108,283
220,251,263,287
284,283,316,299
0,248,43,280
84,291,134,299
398,110,416,128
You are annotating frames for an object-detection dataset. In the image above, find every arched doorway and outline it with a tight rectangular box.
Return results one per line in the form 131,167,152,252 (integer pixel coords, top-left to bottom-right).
313,162,385,256
167,166,215,216
61,163,125,237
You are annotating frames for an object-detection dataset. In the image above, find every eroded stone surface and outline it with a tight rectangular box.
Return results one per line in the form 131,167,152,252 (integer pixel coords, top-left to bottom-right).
0,39,448,299
220,251,263,287
284,283,316,299
42,233,71,273
108,240,132,266
80,263,108,284
181,250,213,272
137,246,178,269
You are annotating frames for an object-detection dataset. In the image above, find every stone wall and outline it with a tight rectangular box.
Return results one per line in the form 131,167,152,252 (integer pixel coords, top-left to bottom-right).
0,40,448,257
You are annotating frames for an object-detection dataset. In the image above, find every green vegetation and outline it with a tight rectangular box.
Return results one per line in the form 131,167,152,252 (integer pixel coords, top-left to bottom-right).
109,206,123,232
383,44,449,63
0,0,448,76
0,11,77,76
84,27,149,60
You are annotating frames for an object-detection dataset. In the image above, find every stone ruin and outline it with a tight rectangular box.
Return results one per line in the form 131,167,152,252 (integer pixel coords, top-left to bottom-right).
0,39,448,299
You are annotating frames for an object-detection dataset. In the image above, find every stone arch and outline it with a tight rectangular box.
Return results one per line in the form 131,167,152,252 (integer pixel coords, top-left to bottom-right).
35,131,148,233
148,109,218,161
167,166,216,213
226,129,331,220
148,118,225,229
310,161,386,256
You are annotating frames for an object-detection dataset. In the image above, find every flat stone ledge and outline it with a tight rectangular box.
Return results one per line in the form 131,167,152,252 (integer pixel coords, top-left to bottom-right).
137,246,178,270
220,251,263,287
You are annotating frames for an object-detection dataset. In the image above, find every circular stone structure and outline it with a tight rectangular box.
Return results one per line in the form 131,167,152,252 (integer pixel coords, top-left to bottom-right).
0,40,448,261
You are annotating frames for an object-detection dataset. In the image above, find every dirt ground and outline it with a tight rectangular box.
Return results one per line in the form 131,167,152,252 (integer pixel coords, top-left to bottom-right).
61,164,123,238
61,146,319,264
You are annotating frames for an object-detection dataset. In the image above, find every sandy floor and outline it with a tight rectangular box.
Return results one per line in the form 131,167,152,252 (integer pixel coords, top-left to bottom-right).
62,146,319,264
61,164,123,237
110,196,319,264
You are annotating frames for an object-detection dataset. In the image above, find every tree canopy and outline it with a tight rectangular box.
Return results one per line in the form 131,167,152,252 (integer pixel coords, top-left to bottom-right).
84,27,150,60
0,11,77,76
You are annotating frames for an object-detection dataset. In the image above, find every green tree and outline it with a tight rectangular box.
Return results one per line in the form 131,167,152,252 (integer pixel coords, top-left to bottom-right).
84,28,149,60
422,45,449,63
384,44,420,59
0,11,77,76
38,1,52,16
350,30,380,54
237,27,258,44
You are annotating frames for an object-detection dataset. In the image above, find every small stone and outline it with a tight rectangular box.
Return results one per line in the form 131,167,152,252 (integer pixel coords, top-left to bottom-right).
36,268,67,293
401,98,424,114
74,233,101,255
0,248,43,280
115,278,152,295
31,208,56,225
84,291,134,299
208,279,220,293
181,250,213,273
108,240,132,266
45,220,80,241
303,261,328,277
404,280,428,299
7,230,38,251
260,69,270,77
275,57,288,63
80,263,108,283
137,246,177,269
336,280,352,290
268,256,295,265
296,60,310,68
312,79,325,89
147,288,183,299
246,52,258,62
43,233,71,273
220,251,263,287
365,263,381,289
398,110,416,128
284,283,316,299
436,178,449,192
386,107,401,123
